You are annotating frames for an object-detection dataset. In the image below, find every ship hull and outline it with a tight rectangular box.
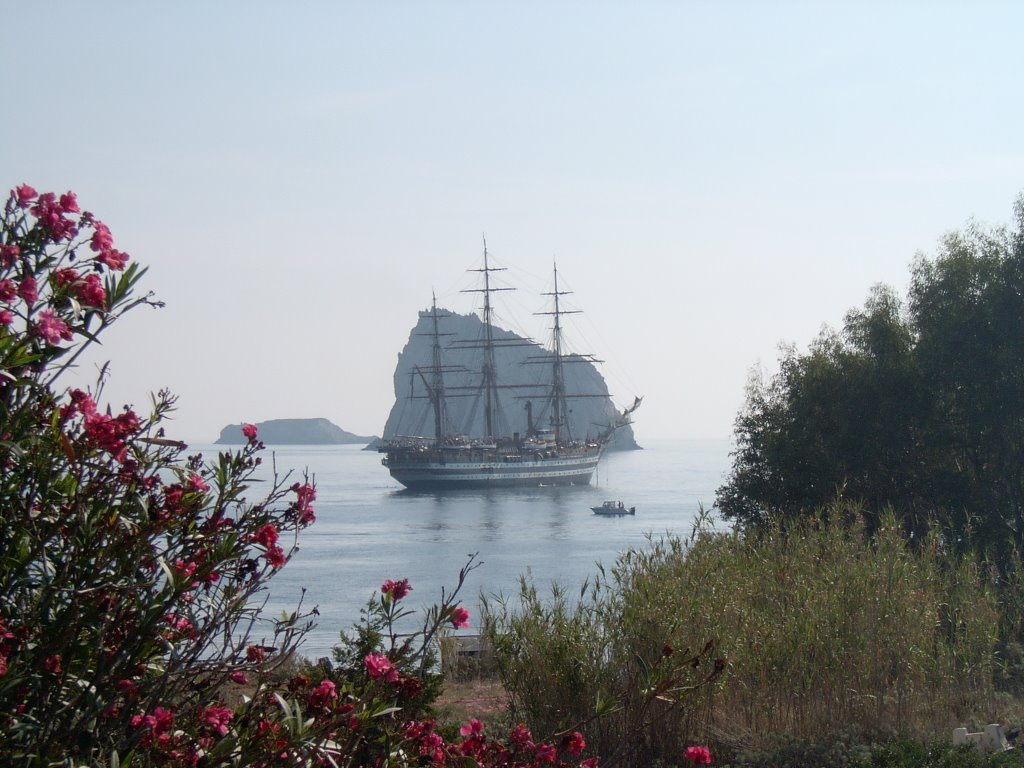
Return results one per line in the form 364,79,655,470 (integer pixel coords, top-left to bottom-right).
381,445,602,490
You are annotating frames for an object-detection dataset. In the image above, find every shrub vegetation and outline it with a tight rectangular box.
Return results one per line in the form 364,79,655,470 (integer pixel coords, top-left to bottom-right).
485,508,1024,767
0,184,600,767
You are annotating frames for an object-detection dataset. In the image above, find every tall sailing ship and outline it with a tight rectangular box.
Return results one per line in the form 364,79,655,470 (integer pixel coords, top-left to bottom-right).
379,245,640,490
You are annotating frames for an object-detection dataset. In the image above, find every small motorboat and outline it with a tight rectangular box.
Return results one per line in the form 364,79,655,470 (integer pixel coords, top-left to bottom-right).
591,500,636,516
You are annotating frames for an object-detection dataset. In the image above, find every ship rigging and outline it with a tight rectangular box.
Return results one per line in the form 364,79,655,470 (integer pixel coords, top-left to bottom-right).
379,243,640,490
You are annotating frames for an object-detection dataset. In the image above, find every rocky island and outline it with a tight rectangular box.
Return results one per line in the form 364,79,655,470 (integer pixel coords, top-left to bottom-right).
216,418,376,445
382,308,640,451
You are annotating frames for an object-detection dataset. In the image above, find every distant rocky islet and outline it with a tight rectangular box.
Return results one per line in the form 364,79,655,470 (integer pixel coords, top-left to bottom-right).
215,418,377,446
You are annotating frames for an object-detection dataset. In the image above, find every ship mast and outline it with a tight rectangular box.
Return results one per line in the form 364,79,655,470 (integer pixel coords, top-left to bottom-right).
539,262,580,443
528,261,612,445
462,238,513,441
427,293,447,443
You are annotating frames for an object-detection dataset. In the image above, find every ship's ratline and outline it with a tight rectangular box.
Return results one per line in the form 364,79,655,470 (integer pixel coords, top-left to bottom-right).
379,241,640,491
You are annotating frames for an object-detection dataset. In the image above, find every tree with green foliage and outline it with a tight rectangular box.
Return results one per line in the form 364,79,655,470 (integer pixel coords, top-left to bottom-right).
718,196,1024,557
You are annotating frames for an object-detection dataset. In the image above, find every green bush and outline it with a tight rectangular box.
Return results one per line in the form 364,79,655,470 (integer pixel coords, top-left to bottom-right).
485,505,1015,766
484,567,723,767
681,508,1004,741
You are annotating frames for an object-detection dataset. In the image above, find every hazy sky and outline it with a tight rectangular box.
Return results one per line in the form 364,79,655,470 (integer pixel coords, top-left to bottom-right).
2,2,1022,443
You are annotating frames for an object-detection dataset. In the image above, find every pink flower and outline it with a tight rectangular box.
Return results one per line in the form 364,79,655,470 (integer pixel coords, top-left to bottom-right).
31,192,78,241
44,655,62,674
242,423,258,441
246,645,266,664
82,407,139,462
229,671,247,685
189,472,210,493
403,720,426,740
685,745,713,765
0,310,12,327
264,545,286,569
419,730,446,763
459,719,485,737
55,267,80,287
131,706,174,745
308,679,337,708
364,652,399,682
253,523,279,548
14,184,36,207
174,559,197,581
449,606,470,630
97,248,129,271
510,724,534,752
71,274,106,308
535,743,557,763
291,482,316,524
293,482,316,505
18,276,37,304
564,731,586,757
90,221,114,253
0,244,20,268
66,388,98,418
200,705,233,736
59,191,80,213
36,309,73,345
165,613,196,639
0,279,16,303
381,578,412,601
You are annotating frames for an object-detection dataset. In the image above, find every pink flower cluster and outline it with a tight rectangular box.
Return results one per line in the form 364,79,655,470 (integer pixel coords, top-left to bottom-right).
55,267,106,308
36,309,72,345
199,705,233,737
449,606,470,630
7,183,127,269
173,554,220,590
251,523,286,568
188,472,209,493
164,613,197,640
364,651,399,682
1,184,131,353
381,577,412,601
130,706,175,748
90,220,129,270
405,718,593,768
27,188,80,243
685,745,713,765
291,482,316,525
62,389,140,463
307,679,337,708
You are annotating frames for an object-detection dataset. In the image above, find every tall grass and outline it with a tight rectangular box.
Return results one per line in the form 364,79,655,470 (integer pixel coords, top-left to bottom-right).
483,507,1015,767
483,573,720,768
672,511,1001,741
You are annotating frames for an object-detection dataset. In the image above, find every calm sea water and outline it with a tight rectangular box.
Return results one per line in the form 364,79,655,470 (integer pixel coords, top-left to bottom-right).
195,438,732,658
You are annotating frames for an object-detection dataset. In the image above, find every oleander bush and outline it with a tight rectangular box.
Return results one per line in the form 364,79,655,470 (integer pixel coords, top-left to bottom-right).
0,184,604,767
